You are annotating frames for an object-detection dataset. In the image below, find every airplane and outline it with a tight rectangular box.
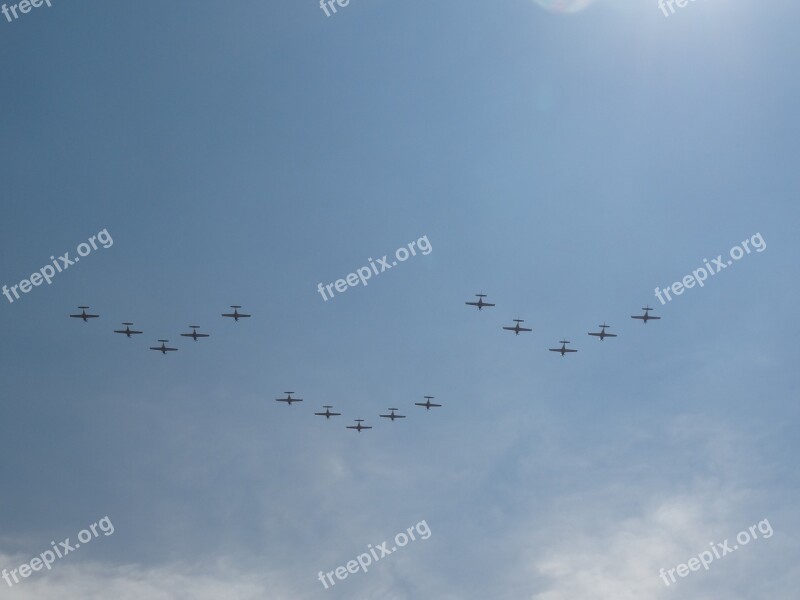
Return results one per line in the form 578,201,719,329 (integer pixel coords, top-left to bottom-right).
275,391,302,405
180,325,210,341
549,340,578,356
588,323,617,341
631,306,661,324
465,294,495,311
379,408,406,421
314,405,341,419
346,419,372,432
503,319,532,335
415,396,442,410
149,339,178,354
113,322,142,338
70,306,99,322
221,305,251,321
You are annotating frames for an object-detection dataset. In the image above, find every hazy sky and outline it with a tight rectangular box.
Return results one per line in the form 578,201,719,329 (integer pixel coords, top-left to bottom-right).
1,0,798,598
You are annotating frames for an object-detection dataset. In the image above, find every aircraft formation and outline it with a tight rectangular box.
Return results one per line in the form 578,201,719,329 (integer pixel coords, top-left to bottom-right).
67,295,660,432
72,305,249,353
465,293,661,356
70,304,250,355
69,305,440,433
274,391,442,433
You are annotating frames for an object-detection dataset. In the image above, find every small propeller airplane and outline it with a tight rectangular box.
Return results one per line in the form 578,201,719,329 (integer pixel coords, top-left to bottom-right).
415,396,442,410
631,306,661,324
379,408,406,421
221,305,251,321
180,325,210,341
149,339,178,354
465,293,495,311
113,322,142,338
346,419,372,433
588,323,617,341
314,405,341,419
275,392,302,405
70,306,99,322
502,319,532,335
549,340,578,356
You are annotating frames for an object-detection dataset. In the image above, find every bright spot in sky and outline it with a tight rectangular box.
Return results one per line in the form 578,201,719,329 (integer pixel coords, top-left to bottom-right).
534,0,596,13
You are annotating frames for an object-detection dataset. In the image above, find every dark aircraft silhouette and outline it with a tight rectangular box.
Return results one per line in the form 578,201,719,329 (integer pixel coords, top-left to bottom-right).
314,405,341,419
631,306,661,324
276,392,302,405
180,325,210,341
588,323,617,341
346,419,372,432
549,340,578,356
503,319,532,335
222,305,251,321
465,294,495,311
70,306,99,322
150,339,178,354
113,322,142,338
415,396,441,410
379,408,406,421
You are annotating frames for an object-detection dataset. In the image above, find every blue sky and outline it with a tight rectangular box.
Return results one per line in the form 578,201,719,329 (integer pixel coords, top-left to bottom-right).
1,0,798,598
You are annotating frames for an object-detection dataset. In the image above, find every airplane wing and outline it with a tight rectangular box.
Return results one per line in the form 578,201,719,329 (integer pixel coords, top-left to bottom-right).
519,327,532,332
605,333,618,337
502,326,516,331
483,302,495,307
648,316,661,320
465,301,479,306
548,348,562,352
588,332,601,337
564,349,577,353
429,403,442,407
631,315,645,319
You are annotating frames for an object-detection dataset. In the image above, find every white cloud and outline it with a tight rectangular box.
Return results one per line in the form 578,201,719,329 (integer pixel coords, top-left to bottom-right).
0,558,291,600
